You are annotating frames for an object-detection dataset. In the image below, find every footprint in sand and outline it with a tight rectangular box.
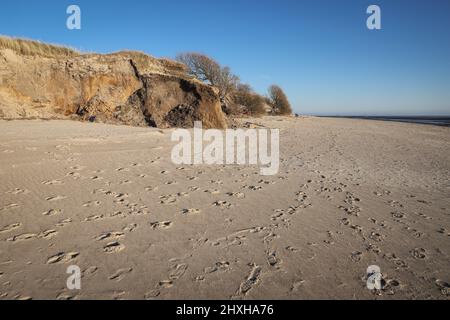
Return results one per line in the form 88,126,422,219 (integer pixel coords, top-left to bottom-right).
391,211,406,219
388,200,403,209
41,180,64,186
227,192,245,199
339,205,360,216
204,261,230,274
84,214,104,222
70,165,86,171
403,226,425,239
350,224,363,233
42,209,62,216
45,195,67,202
83,266,98,277
366,244,381,255
416,212,432,220
39,229,58,239
56,218,72,227
181,208,201,215
169,263,188,281
236,264,262,296
258,179,275,185
7,233,37,242
144,290,161,299
369,232,384,242
340,217,351,226
158,280,174,288
410,248,427,259
83,200,102,207
351,251,363,262
96,232,124,241
150,221,173,230
159,194,177,204
103,241,125,253
112,192,129,201
152,261,189,289
1,203,20,211
46,252,79,264
159,193,188,205
213,201,232,209
66,172,81,179
285,246,299,252
204,189,220,195
56,292,78,300
109,268,132,281
108,210,123,217
0,223,21,233
130,162,143,167
267,251,280,267
291,280,306,292
383,253,408,269
435,280,450,296
120,224,137,233
5,188,29,195
14,295,32,300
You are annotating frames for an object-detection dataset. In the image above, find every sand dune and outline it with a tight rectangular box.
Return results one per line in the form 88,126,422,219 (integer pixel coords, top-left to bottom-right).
0,117,449,300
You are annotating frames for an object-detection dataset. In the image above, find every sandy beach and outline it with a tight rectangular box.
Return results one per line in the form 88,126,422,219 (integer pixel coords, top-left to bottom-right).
0,116,449,300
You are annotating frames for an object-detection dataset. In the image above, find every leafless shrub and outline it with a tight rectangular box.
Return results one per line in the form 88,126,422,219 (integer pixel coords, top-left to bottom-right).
268,85,292,115
176,52,239,99
233,84,266,116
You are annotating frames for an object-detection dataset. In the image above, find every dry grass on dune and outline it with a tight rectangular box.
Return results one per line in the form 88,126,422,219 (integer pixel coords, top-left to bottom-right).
0,35,80,58
0,36,188,76
112,50,188,76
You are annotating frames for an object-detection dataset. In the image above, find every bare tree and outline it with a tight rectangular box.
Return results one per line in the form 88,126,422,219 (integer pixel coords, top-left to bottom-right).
215,66,239,99
176,52,239,99
268,85,292,115
176,53,220,82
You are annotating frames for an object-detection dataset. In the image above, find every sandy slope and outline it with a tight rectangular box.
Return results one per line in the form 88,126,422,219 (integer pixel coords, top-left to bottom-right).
0,117,449,300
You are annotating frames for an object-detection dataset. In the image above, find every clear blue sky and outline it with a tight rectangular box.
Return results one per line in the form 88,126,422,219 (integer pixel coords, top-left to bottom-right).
1,0,450,115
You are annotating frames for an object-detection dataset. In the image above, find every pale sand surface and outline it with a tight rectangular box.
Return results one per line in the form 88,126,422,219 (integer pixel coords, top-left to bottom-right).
0,117,449,300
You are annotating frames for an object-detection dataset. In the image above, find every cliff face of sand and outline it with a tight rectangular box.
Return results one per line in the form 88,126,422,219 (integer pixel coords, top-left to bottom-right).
0,45,227,129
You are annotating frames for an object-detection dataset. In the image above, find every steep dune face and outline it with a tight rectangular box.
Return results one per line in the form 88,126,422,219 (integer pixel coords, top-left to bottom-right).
139,74,227,128
0,43,227,129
